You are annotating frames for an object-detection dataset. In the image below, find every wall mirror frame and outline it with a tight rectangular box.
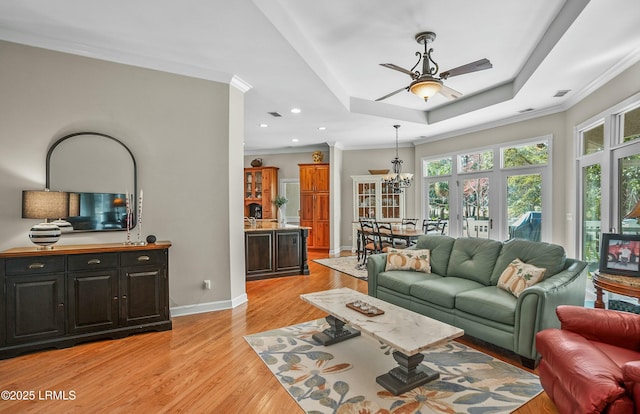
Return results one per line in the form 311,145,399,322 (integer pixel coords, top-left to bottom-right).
46,131,138,233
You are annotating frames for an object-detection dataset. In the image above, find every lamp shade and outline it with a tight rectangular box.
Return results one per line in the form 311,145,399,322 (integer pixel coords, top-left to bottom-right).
22,190,71,219
409,78,442,100
22,190,72,249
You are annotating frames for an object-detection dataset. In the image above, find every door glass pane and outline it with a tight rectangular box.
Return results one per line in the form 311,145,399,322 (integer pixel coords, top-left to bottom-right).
582,124,604,155
619,154,640,234
255,171,262,199
507,173,542,241
582,164,601,270
462,177,490,238
621,106,640,143
502,141,548,168
282,182,300,222
427,181,450,235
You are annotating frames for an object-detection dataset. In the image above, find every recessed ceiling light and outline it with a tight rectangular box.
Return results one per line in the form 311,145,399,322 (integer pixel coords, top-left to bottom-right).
291,138,299,143
291,108,301,114
259,123,268,128
318,127,326,131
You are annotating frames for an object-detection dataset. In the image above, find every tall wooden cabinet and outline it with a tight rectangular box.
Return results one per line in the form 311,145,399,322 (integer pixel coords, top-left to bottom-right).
244,166,279,219
299,163,330,250
0,242,171,359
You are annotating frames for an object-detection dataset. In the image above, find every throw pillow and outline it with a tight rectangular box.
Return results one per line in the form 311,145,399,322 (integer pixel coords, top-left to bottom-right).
386,248,431,273
497,258,546,297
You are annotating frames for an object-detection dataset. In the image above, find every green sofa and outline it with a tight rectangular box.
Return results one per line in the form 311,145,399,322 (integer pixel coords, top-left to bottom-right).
367,235,588,368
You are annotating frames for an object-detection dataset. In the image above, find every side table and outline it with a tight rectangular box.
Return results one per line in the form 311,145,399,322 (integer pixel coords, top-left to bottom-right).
592,271,640,309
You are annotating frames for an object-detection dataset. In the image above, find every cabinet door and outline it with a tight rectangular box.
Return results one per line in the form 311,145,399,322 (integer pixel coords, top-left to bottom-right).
314,165,330,192
262,168,273,218
300,166,315,192
300,193,315,221
120,266,167,326
6,274,65,344
245,232,274,275
68,270,119,334
275,231,301,271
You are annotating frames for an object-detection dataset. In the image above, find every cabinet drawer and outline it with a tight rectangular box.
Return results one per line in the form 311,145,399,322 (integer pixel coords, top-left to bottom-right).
68,253,118,271
120,250,166,267
5,256,65,275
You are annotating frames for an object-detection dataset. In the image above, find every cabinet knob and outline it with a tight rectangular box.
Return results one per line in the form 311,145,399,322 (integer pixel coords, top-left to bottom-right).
113,296,118,300
88,258,101,265
137,255,150,262
122,295,127,300
28,263,45,269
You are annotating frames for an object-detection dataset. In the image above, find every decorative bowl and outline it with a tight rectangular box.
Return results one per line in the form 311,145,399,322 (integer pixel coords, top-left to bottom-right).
368,169,389,175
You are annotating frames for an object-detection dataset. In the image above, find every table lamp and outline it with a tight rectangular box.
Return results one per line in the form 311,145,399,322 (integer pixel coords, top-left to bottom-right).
22,190,71,249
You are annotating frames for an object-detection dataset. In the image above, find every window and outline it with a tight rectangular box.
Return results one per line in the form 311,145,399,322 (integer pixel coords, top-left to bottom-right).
279,179,300,224
577,92,640,271
422,137,551,242
502,141,549,168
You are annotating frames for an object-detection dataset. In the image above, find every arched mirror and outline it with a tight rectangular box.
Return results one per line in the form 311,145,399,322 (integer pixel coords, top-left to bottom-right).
46,132,137,232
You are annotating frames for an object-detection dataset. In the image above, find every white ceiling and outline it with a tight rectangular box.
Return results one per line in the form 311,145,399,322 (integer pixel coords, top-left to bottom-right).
0,0,639,153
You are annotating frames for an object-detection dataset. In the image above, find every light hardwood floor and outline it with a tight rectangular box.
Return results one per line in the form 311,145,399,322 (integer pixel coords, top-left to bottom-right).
0,252,558,413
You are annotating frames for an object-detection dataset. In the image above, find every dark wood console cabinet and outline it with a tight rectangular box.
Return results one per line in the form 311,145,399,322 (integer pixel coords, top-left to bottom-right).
0,242,171,359
245,226,309,280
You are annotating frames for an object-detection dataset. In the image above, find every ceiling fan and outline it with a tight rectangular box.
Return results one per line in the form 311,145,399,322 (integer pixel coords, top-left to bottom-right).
376,31,492,103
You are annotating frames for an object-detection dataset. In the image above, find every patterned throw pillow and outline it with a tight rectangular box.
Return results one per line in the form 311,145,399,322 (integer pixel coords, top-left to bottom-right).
497,258,546,297
385,248,431,273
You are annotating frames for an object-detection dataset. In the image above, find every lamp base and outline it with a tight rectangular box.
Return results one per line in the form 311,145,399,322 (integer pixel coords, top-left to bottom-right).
29,222,61,249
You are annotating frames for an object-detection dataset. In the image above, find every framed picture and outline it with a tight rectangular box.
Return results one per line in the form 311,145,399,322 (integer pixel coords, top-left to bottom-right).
599,233,640,277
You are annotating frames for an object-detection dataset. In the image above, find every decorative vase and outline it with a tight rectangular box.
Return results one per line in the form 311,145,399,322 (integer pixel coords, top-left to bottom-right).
312,151,324,163
251,158,263,167
279,206,286,224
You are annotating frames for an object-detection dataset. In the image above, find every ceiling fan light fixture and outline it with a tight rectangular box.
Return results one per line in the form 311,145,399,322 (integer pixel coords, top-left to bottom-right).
409,78,442,101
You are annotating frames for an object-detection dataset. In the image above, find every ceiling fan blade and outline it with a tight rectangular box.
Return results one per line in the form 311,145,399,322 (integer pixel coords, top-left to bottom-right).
380,63,416,78
438,84,463,100
440,58,492,79
375,86,409,102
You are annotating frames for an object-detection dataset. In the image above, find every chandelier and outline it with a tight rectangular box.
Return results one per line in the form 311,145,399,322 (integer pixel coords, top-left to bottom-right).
382,125,414,193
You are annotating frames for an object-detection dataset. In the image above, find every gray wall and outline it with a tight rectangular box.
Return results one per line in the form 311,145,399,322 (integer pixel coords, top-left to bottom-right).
0,40,246,313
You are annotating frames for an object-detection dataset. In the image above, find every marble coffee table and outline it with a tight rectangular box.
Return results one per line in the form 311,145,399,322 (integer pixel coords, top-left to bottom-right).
300,287,463,395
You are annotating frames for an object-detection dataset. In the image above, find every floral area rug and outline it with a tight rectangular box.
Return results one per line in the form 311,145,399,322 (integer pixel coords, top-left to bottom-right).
244,319,542,414
313,256,368,280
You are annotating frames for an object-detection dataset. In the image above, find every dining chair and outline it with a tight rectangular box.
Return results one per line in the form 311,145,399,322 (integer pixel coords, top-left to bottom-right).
401,218,418,229
359,219,379,267
375,221,396,251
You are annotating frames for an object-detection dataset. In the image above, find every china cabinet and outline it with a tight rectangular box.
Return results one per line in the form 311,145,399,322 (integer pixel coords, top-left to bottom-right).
351,175,406,252
244,166,278,219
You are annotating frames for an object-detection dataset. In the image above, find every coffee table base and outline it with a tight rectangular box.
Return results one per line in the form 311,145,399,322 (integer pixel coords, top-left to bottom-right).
376,351,439,395
313,315,361,346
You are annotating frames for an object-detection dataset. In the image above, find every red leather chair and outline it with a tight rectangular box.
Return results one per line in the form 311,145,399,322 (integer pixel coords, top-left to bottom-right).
536,305,640,414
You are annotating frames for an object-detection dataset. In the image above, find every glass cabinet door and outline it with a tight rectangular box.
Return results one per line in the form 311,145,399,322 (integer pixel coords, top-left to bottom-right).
356,182,377,219
245,171,253,198
254,171,263,199
380,182,401,219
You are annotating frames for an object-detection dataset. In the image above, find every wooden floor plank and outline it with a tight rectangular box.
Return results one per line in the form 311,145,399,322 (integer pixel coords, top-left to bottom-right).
0,251,558,413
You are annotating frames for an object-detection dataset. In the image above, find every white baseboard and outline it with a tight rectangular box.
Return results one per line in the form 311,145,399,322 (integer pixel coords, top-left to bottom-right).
170,293,248,317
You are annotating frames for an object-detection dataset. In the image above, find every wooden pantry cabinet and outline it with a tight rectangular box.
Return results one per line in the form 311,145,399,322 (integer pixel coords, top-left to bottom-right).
299,163,330,250
0,242,171,359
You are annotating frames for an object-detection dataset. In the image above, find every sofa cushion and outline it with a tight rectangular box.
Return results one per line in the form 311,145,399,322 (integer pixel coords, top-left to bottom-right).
386,248,431,273
410,277,484,309
497,258,546,297
414,235,455,276
490,238,566,285
446,238,502,285
377,270,441,295
455,286,517,325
